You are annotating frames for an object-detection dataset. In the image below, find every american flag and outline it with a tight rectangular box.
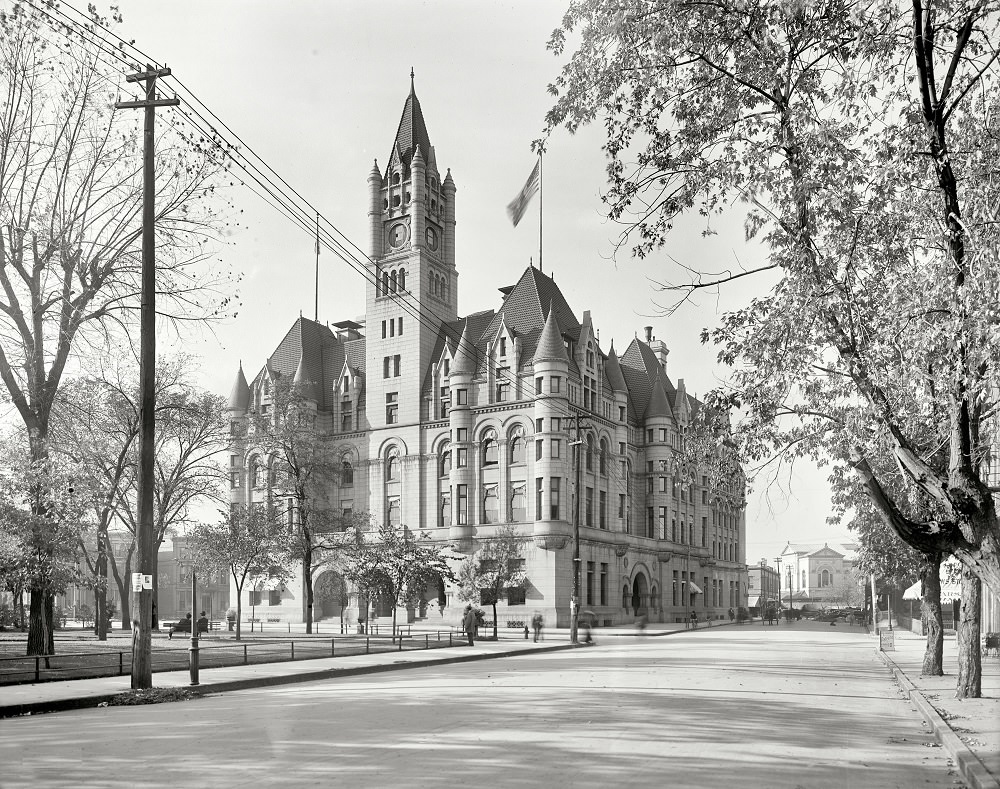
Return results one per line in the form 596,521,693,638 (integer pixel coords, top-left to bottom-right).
506,159,540,227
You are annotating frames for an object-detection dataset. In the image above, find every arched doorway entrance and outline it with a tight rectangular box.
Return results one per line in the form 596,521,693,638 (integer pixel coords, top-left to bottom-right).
314,570,347,620
631,573,649,614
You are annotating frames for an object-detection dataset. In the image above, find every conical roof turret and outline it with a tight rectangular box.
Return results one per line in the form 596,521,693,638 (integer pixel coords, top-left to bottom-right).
228,363,250,410
293,351,320,403
645,374,673,420
452,319,477,376
533,303,568,364
605,344,628,393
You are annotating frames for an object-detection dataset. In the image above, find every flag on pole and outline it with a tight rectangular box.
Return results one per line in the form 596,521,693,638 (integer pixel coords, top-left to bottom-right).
506,159,541,227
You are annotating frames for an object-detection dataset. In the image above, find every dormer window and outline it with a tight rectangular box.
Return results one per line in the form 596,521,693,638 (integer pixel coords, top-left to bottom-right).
499,337,507,357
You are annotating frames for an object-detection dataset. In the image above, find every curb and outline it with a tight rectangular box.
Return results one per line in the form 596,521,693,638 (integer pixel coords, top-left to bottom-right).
0,642,576,720
876,649,1000,789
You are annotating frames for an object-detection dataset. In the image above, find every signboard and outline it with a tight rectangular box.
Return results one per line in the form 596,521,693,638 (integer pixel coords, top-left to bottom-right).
131,572,143,593
142,574,153,590
879,630,895,652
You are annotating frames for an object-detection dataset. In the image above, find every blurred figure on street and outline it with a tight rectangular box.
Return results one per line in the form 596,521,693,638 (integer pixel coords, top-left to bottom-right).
690,610,698,629
728,608,735,622
635,613,647,634
463,604,477,646
531,611,544,642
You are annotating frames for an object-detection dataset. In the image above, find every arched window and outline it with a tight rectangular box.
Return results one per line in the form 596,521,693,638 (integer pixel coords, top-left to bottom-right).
509,435,525,465
482,432,498,466
391,270,398,293
820,569,831,587
382,271,389,294
398,269,406,291
599,438,608,475
342,460,353,485
392,172,401,185
432,273,438,295
586,434,595,471
483,486,498,524
386,454,398,481
388,498,400,527
440,450,451,477
650,585,658,613
251,457,266,489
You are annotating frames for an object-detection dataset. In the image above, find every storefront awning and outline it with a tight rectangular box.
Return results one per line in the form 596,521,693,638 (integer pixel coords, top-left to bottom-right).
903,578,961,603
689,581,703,594
747,595,762,608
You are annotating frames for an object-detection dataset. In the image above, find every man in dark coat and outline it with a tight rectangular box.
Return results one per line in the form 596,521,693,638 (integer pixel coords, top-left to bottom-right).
463,605,477,646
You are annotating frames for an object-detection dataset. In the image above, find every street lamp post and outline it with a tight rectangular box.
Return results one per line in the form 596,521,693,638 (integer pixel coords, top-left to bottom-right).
760,559,767,627
570,436,583,645
774,556,783,623
189,566,200,686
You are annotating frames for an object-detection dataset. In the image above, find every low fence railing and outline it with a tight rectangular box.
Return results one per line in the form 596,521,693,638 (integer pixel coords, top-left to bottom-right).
0,630,463,686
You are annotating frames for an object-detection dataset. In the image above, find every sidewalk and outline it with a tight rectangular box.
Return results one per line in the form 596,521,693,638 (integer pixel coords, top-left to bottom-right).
876,626,999,789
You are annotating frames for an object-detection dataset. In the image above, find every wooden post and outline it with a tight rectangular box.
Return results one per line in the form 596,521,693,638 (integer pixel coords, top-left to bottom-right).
115,67,179,690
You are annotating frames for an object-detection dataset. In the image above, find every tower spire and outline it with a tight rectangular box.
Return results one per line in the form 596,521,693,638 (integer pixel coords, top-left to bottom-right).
410,66,415,93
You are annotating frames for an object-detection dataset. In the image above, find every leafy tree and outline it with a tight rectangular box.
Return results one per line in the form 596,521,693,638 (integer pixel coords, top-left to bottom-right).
0,432,86,654
544,2,1000,698
248,378,344,633
343,522,456,639
187,505,292,641
0,6,234,655
456,525,528,639
51,358,228,634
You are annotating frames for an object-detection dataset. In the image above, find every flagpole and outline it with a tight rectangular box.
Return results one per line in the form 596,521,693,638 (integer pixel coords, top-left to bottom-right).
314,212,320,322
538,152,543,274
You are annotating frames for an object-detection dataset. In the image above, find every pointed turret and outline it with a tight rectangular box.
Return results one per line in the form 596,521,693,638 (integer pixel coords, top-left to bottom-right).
605,344,628,393
293,351,320,403
645,375,673,420
228,363,250,411
386,71,432,177
452,319,477,375
533,304,568,363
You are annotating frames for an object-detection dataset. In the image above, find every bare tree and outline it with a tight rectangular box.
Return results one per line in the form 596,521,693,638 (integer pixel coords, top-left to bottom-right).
0,7,233,654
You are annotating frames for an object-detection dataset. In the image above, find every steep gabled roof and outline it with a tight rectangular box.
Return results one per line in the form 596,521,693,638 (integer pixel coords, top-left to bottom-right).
253,316,355,411
385,76,433,182
481,266,580,368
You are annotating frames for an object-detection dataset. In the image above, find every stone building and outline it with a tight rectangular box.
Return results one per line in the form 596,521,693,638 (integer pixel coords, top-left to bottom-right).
779,542,860,609
225,78,748,629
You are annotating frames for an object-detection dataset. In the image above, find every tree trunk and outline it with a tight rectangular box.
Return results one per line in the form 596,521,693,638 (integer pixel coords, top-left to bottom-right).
235,587,243,641
492,599,498,640
955,568,981,699
920,557,944,676
95,534,108,640
110,556,131,632
302,552,314,634
44,593,55,654
26,590,46,656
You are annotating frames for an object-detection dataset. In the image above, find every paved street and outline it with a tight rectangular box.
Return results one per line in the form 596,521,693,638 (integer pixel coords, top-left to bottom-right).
2,622,963,788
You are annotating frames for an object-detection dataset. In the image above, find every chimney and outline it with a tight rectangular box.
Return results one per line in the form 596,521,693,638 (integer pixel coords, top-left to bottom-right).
644,326,653,342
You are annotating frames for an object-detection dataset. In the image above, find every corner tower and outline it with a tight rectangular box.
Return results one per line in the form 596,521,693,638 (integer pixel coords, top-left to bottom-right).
366,72,458,429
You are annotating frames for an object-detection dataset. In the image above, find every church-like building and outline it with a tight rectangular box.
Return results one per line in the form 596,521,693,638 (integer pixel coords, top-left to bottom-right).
225,79,748,629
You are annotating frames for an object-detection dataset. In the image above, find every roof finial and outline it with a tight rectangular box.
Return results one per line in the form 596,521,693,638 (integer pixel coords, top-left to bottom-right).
410,67,415,92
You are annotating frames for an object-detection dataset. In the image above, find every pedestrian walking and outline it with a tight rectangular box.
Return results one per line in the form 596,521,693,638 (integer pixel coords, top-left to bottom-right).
690,610,698,629
531,612,544,642
463,605,477,646
728,607,735,622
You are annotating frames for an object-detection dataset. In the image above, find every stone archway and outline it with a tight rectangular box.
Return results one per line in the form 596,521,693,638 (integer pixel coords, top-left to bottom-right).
314,570,347,620
631,573,649,615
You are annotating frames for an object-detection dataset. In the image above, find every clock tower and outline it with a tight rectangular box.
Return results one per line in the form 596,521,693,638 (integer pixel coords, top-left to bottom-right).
366,73,457,429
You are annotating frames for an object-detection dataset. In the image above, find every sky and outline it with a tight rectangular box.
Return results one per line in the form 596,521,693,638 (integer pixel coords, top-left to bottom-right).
108,0,850,564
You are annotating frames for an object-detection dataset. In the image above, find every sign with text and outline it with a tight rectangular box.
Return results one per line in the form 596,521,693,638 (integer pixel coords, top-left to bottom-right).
131,573,143,593
879,630,895,651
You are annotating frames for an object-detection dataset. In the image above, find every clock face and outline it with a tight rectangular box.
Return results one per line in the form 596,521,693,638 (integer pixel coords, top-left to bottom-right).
389,223,407,249
425,227,439,251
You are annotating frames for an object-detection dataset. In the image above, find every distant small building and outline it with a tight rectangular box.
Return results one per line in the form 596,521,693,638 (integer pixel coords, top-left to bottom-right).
156,536,230,621
780,541,860,609
747,561,778,614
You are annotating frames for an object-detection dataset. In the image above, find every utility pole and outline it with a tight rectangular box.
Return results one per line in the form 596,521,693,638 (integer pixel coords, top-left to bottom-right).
115,66,179,689
571,414,581,644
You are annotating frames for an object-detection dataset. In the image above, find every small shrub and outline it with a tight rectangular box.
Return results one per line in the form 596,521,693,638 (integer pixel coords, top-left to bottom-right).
107,688,200,706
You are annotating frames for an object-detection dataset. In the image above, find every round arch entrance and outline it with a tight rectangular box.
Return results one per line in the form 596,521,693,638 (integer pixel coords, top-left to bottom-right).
314,570,347,620
631,573,649,615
